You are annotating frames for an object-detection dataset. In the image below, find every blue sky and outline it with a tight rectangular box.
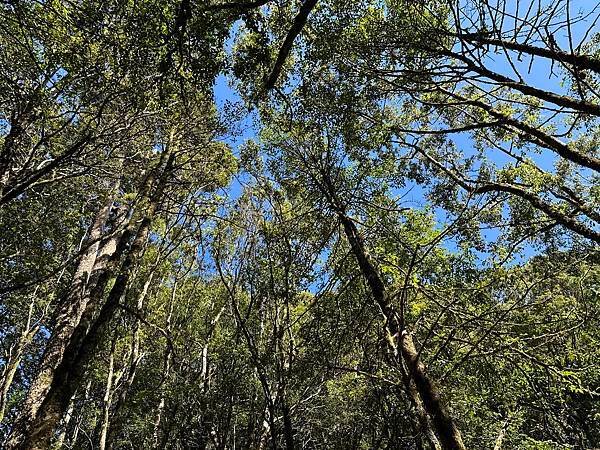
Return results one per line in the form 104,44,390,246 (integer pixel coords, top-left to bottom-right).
211,1,599,268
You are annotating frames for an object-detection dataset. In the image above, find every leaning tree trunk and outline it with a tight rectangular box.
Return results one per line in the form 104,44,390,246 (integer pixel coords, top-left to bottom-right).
337,212,465,450
5,180,122,447
7,179,118,442
399,357,442,450
14,148,175,450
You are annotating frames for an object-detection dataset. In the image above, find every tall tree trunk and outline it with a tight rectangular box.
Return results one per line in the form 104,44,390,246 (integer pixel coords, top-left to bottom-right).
99,340,116,450
275,299,294,450
5,179,121,446
98,336,127,450
401,364,442,450
217,266,279,450
105,271,155,450
69,380,92,448
152,280,175,449
13,145,175,450
151,354,171,450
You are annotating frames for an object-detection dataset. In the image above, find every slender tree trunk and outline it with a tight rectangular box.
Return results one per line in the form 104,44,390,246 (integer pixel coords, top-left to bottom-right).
199,303,227,395
0,297,40,423
70,380,92,448
215,256,281,450
152,395,168,449
105,270,158,450
275,302,294,450
104,337,144,449
99,344,115,450
152,280,175,449
257,408,272,450
52,387,76,450
493,417,510,450
98,337,126,450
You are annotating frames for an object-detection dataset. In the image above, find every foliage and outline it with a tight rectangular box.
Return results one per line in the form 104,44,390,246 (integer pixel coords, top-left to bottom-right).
0,1,599,449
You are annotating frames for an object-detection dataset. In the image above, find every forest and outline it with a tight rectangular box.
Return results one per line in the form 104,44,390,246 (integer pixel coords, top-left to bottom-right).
0,0,599,449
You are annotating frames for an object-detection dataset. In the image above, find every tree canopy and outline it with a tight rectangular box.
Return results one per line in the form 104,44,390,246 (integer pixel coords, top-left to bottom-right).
0,0,599,449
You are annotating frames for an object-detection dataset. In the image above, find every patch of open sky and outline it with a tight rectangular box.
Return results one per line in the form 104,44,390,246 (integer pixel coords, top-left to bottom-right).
425,0,600,264
454,0,600,171
213,75,259,202
213,17,263,200
46,67,68,89
214,73,258,147
0,118,8,137
210,2,597,275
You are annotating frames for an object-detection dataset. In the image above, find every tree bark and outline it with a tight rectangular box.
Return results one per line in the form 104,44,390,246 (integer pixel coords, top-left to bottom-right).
337,212,465,450
399,360,442,450
151,278,175,449
13,144,175,449
99,339,117,450
0,102,36,201
5,180,121,446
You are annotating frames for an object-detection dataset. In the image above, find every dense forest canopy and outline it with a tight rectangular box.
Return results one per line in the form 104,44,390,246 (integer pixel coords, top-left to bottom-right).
0,0,599,448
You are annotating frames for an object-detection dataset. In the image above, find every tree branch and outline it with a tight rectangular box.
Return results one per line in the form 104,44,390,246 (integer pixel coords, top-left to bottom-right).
262,0,318,91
